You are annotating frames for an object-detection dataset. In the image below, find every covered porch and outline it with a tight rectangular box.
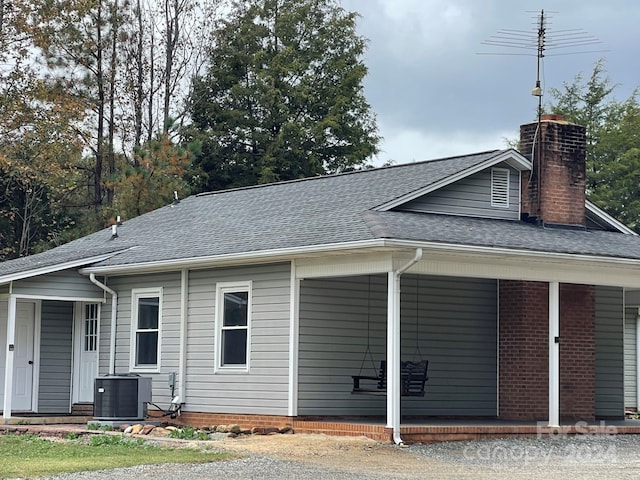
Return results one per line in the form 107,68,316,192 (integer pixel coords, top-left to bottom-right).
0,269,105,421
292,245,640,442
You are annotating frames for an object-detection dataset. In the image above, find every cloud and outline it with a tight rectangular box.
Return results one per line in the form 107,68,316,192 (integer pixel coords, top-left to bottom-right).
374,122,517,166
347,0,477,60
341,0,640,165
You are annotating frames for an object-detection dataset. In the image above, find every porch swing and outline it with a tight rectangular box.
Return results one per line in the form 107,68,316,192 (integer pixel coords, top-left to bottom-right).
351,275,429,397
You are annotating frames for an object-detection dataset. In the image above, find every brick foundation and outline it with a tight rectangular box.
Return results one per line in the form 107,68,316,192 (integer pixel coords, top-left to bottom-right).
155,411,393,442
499,281,595,421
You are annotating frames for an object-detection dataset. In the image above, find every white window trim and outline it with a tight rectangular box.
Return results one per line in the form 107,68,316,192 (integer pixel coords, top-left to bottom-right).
491,167,510,208
215,281,252,373
129,287,163,373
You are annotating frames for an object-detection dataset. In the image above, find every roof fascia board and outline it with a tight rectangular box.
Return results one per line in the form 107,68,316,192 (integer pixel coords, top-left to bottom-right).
0,251,128,285
7,293,106,303
80,234,640,279
374,149,531,212
79,240,389,276
384,238,640,268
585,200,637,235
383,240,640,289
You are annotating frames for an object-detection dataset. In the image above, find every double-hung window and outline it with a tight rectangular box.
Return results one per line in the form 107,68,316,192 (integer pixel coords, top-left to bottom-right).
130,288,162,372
215,282,251,372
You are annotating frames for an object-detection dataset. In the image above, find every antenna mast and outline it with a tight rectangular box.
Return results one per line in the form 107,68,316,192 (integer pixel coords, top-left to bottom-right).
532,10,545,122
479,9,605,119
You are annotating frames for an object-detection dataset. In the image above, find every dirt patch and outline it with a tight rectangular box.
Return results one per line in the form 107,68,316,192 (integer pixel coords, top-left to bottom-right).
212,433,444,479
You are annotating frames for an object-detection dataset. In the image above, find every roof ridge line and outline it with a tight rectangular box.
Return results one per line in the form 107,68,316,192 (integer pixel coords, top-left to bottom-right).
195,149,507,197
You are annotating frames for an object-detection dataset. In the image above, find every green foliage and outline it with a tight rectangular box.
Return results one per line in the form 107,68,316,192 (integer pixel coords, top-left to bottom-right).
0,63,85,260
111,130,193,220
548,59,640,230
186,0,380,192
88,434,143,447
168,426,211,440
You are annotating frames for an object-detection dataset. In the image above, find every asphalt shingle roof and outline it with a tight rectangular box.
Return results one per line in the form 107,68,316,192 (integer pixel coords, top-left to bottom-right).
2,148,640,280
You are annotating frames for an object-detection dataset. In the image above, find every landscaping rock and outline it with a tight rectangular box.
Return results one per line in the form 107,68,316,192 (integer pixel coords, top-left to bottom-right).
119,424,131,432
141,425,155,435
279,426,294,434
123,425,134,434
215,425,228,433
165,425,178,431
251,427,265,435
229,424,242,434
130,424,144,435
149,427,172,437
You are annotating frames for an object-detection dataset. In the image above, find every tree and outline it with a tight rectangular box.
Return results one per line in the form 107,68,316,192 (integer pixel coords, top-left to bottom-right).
113,129,193,219
121,0,219,147
186,0,380,192
548,60,640,230
0,77,85,259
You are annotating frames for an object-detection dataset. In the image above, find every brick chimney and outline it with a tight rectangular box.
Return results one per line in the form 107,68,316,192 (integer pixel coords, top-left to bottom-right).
519,114,587,226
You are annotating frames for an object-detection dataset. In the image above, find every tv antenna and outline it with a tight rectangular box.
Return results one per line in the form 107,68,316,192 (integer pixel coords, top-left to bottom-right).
479,9,606,121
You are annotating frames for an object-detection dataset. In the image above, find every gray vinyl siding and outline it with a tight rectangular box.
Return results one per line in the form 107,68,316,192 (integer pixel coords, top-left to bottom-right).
624,307,637,409
595,286,625,418
98,272,182,407
395,164,520,220
0,284,9,294
11,270,104,300
38,301,73,413
298,274,497,416
186,263,291,415
586,215,613,231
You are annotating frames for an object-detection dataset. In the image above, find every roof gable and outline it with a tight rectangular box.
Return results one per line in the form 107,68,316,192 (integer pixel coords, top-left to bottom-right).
585,201,637,235
373,149,530,212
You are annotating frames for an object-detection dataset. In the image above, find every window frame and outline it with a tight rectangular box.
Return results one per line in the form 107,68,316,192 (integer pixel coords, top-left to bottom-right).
129,287,163,373
215,281,252,373
83,303,100,354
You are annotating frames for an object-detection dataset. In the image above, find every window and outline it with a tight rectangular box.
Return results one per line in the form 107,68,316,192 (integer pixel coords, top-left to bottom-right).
84,303,99,352
215,282,252,372
130,288,162,371
491,167,510,208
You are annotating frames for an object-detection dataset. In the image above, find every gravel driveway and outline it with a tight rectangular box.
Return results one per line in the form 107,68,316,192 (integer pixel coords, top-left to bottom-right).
42,433,640,480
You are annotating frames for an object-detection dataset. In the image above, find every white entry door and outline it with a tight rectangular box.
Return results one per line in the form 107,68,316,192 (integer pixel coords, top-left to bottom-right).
73,303,99,403
0,302,36,411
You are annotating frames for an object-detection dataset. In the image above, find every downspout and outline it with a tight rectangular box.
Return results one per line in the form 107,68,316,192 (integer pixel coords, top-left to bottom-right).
178,269,188,406
89,274,117,375
388,248,423,445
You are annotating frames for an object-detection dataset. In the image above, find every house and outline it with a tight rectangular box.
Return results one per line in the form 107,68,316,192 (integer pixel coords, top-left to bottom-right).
3,114,640,443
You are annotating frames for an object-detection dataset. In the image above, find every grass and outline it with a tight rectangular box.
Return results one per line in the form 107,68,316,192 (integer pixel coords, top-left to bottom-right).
169,425,211,441
0,432,231,478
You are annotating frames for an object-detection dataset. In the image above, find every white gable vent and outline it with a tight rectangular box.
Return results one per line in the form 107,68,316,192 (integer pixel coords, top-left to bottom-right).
491,168,510,208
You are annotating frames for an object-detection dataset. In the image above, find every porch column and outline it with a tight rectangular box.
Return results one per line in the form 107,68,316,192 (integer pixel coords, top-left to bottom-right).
636,308,640,412
549,281,560,426
386,271,400,431
3,295,17,421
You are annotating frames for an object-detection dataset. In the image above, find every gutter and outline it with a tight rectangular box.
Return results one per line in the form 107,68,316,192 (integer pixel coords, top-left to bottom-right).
388,248,423,445
89,274,118,375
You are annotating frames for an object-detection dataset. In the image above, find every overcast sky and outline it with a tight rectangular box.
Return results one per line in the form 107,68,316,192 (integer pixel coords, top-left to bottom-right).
340,0,640,165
